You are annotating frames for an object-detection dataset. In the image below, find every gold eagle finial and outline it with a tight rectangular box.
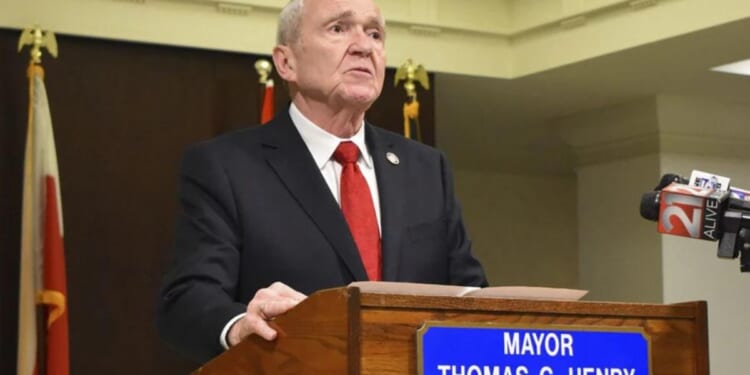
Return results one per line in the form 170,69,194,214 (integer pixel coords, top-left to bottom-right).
18,26,58,64
254,59,273,84
394,59,429,98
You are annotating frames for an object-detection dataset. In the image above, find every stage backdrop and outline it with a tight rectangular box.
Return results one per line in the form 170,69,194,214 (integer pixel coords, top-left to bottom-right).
0,28,434,374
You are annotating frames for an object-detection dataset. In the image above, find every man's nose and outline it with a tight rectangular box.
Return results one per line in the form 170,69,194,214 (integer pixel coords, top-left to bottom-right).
348,28,374,56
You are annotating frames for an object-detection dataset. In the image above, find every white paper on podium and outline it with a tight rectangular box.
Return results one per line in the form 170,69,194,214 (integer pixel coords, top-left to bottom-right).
349,281,587,301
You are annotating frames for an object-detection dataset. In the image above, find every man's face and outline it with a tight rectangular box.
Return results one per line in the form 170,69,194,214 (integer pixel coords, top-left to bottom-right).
284,0,386,109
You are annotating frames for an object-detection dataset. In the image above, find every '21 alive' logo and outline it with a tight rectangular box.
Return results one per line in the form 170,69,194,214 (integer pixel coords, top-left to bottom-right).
658,183,724,240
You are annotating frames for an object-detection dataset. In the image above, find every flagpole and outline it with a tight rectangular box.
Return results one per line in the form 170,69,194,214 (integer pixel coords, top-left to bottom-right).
394,59,430,142
18,48,41,375
18,26,69,375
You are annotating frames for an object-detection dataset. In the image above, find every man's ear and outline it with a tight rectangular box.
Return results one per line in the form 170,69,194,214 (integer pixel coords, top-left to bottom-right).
272,45,296,82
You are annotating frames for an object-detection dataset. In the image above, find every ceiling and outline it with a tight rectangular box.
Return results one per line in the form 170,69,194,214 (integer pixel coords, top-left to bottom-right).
436,17,750,174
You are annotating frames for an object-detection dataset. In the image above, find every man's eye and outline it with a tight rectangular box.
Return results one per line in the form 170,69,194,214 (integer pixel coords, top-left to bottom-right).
331,24,344,33
369,31,381,40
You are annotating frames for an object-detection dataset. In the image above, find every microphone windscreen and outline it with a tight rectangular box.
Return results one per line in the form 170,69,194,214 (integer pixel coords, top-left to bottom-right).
640,191,660,221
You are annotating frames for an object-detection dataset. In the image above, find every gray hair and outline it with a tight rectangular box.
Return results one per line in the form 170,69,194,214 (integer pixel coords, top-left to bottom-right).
277,0,305,45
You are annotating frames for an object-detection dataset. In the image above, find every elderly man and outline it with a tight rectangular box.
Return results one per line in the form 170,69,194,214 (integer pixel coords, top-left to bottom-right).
157,0,487,363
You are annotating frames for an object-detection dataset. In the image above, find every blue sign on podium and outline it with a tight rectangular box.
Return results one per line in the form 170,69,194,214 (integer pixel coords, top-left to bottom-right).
418,324,650,375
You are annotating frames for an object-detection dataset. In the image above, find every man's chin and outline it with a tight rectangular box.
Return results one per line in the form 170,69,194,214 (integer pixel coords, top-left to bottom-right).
338,87,381,107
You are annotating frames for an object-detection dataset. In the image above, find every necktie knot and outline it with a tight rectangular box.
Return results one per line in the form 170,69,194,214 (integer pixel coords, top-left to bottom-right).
334,141,360,164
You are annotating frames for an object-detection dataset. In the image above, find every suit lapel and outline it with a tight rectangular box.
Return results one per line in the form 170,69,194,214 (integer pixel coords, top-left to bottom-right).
260,112,368,281
366,125,406,281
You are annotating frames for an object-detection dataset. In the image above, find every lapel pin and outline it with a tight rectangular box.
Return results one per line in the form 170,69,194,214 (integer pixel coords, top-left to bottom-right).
386,152,400,165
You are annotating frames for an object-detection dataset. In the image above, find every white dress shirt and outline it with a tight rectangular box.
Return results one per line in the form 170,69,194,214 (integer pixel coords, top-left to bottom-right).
288,103,382,232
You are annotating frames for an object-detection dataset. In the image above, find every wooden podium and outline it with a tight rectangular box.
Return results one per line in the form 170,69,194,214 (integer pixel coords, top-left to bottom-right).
192,286,709,375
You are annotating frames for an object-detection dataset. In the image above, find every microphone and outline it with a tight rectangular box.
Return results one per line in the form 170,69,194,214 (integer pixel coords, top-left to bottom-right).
656,182,727,241
640,170,750,272
639,173,688,221
728,186,750,203
639,192,660,221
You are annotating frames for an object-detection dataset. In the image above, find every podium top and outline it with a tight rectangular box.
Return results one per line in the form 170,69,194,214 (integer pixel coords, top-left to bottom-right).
349,285,703,319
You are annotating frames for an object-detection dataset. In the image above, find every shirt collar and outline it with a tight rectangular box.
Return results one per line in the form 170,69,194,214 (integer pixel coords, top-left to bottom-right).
289,103,373,170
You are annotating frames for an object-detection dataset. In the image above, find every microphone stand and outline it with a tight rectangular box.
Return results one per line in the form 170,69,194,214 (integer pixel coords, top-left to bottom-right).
717,208,750,272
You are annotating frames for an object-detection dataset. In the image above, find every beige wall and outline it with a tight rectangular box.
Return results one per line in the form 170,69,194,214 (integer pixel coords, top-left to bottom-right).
451,169,578,288
4,0,749,78
552,98,665,302
575,154,663,302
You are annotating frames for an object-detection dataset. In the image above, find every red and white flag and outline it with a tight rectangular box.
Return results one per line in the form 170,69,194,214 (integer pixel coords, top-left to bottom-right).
18,64,69,375
260,79,274,124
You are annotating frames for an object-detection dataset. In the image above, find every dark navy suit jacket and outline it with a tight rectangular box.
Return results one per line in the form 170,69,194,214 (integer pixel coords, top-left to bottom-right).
157,109,487,362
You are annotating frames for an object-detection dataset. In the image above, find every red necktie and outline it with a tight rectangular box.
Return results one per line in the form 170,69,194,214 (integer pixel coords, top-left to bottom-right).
333,141,382,280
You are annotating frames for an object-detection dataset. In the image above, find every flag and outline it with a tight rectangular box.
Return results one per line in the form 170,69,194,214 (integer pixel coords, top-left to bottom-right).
403,96,422,142
260,79,274,124
18,63,69,375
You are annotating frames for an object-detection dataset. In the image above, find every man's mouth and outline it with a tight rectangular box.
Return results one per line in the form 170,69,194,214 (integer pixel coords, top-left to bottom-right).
348,67,373,76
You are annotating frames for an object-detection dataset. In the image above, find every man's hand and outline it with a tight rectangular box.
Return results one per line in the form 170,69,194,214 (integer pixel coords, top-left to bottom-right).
227,282,307,346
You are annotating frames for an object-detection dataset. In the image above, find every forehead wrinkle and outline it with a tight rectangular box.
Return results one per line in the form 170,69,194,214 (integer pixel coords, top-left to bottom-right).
321,9,384,27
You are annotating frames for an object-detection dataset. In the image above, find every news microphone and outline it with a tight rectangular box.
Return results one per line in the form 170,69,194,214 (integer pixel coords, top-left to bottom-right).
656,183,727,241
639,173,688,221
641,171,750,272
640,192,660,221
